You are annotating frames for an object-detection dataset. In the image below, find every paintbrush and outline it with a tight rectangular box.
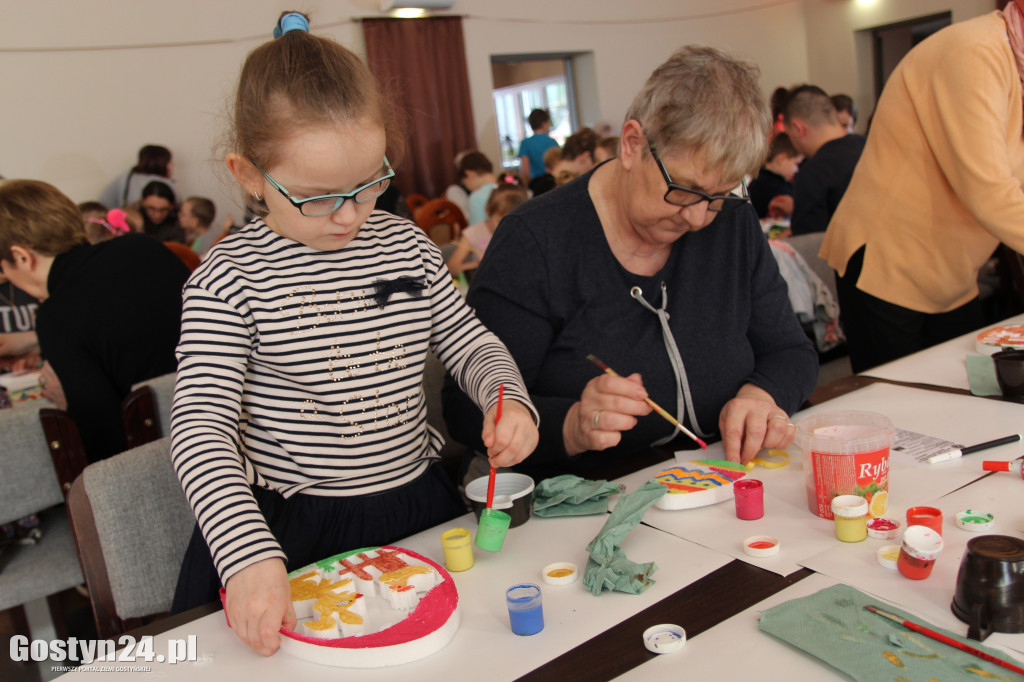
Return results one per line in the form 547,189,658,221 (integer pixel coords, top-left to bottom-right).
586,354,707,450
864,605,1024,676
486,384,504,509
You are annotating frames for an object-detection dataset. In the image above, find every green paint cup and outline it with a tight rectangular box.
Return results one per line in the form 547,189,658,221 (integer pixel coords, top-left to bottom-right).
475,508,512,552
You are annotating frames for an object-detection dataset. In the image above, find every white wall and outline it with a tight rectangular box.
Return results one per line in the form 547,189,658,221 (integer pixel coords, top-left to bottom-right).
0,0,812,217
801,0,997,133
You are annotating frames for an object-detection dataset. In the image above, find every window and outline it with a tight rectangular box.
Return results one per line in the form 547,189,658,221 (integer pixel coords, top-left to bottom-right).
493,76,572,169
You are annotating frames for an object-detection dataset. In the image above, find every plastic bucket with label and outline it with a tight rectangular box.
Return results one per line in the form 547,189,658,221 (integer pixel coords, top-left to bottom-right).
795,410,894,520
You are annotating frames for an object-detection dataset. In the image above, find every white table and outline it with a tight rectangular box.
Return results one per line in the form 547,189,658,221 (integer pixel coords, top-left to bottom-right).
862,313,1024,390
614,383,1024,576
63,513,731,680
613,572,1024,681
801,468,1024,656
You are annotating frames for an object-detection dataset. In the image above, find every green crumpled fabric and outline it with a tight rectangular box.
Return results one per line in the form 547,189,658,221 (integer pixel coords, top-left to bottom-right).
582,479,666,595
532,474,625,517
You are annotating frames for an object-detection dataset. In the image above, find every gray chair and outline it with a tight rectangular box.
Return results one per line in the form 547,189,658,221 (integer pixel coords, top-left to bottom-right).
67,436,195,638
0,404,88,639
423,350,469,483
786,231,836,303
121,371,176,448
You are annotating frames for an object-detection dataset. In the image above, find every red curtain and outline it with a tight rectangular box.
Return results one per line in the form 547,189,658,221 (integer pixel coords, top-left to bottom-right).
362,17,476,199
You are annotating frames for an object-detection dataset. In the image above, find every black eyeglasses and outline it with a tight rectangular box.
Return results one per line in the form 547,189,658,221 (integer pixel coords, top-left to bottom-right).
648,144,749,213
251,157,395,217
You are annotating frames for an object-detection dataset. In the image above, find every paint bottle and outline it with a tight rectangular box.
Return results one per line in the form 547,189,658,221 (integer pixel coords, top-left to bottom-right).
897,525,944,580
440,528,474,572
906,506,943,536
831,495,868,542
733,479,764,520
506,583,544,636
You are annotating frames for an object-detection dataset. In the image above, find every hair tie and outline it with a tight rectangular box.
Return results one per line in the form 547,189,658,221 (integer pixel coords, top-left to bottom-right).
274,12,309,38
106,208,131,235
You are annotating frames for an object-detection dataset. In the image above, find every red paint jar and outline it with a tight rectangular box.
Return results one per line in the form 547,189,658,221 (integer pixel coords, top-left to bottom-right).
906,506,943,536
733,479,764,520
897,525,944,580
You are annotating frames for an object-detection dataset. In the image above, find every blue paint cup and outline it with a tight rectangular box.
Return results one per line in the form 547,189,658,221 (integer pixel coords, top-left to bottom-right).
506,583,544,636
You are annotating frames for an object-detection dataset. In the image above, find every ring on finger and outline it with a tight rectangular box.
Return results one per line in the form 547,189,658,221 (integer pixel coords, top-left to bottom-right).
769,414,794,427
593,410,601,430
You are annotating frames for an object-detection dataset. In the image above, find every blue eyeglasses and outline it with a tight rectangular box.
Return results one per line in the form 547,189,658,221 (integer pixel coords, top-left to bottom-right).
251,157,395,217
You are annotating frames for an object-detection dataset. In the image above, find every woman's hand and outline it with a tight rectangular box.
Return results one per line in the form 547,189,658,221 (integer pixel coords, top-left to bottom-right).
718,383,795,464
482,399,538,468
38,361,67,410
562,372,652,456
224,558,296,657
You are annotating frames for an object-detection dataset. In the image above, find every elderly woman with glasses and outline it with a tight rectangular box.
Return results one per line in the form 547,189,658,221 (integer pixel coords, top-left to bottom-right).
444,46,818,482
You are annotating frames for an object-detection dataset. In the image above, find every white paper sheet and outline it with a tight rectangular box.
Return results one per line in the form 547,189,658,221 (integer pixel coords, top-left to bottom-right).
612,572,1024,682
612,383,1024,576
800,470,1024,656
63,513,730,680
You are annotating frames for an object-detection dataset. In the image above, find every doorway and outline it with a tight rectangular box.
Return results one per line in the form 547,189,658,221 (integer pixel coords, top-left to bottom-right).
871,12,951,99
490,53,583,173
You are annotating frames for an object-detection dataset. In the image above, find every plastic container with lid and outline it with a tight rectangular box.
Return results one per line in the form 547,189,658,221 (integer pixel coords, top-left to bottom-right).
897,525,944,580
831,495,868,542
795,410,893,520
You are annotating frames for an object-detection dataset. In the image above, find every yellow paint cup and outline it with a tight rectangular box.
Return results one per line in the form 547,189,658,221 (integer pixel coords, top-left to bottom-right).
441,528,474,571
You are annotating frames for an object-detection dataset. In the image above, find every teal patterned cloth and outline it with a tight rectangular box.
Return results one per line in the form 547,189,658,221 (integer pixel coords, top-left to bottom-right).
759,583,1023,680
532,474,624,517
966,354,1001,397
582,480,665,595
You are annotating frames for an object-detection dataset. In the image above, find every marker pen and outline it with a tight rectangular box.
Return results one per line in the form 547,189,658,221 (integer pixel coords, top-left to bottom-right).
982,460,1024,478
926,434,1022,464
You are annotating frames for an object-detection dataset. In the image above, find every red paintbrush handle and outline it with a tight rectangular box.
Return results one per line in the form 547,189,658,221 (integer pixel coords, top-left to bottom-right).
904,621,1024,676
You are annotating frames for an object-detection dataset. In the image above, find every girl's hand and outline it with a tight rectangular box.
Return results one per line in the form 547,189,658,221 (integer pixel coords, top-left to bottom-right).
224,558,296,657
718,383,795,465
481,399,538,468
562,372,652,456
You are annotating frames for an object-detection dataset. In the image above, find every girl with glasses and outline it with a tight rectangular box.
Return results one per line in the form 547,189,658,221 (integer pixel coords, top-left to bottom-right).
169,11,538,657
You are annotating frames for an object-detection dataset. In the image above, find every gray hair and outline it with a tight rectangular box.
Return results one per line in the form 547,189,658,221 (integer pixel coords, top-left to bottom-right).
624,45,771,184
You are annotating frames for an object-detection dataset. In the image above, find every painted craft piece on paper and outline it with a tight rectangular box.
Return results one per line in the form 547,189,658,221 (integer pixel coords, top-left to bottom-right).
976,324,1024,353
654,459,748,510
279,546,459,668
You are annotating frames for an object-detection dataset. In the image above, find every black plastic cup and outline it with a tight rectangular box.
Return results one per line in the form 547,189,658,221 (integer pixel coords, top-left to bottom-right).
951,535,1024,641
993,349,1024,402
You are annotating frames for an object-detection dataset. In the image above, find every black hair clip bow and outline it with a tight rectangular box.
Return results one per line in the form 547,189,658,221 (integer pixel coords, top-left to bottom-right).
373,276,427,307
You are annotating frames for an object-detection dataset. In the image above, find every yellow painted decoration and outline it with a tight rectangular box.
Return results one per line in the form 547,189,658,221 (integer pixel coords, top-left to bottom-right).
747,449,790,470
882,651,906,668
313,591,363,626
380,565,432,588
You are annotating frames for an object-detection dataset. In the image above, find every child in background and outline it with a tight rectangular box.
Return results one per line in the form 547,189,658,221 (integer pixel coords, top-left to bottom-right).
517,108,559,186
178,196,215,252
561,126,600,176
169,11,538,657
446,183,528,276
528,145,560,197
457,151,499,224
80,202,133,244
593,136,620,164
748,132,802,219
